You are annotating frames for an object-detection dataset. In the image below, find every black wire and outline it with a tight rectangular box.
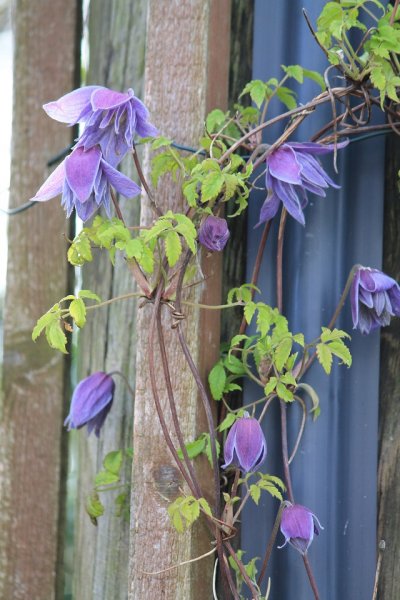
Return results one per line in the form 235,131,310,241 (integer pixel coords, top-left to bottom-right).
0,129,393,217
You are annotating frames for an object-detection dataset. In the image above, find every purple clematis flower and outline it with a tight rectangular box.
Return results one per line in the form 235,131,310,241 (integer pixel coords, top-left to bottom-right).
258,140,349,226
64,372,115,437
222,412,267,473
43,85,158,165
198,215,230,251
278,503,323,555
350,266,400,334
30,145,141,221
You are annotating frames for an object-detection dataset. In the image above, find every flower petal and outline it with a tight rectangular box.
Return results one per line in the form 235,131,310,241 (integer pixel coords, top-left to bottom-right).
273,178,305,225
91,87,132,111
350,270,361,327
43,86,101,124
268,145,302,184
65,146,102,202
31,161,66,202
289,139,349,155
257,192,280,225
100,159,141,197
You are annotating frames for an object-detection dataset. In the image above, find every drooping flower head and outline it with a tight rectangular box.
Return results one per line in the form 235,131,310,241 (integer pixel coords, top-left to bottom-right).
258,140,349,226
278,503,323,555
64,372,115,437
351,266,400,334
43,86,158,165
222,412,267,473
31,145,141,221
198,215,230,251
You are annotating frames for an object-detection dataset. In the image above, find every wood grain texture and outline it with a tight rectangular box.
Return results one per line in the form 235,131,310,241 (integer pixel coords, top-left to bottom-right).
128,2,231,599
0,1,79,599
377,133,400,599
72,2,148,599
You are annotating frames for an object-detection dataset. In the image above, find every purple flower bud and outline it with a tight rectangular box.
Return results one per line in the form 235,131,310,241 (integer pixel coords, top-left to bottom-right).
198,216,230,252
278,503,323,555
64,372,115,437
258,139,349,226
350,266,400,335
222,413,267,473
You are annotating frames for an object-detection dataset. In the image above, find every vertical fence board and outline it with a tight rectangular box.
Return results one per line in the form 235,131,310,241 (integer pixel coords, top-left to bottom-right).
0,1,79,599
378,133,400,598
72,2,148,599
128,1,231,598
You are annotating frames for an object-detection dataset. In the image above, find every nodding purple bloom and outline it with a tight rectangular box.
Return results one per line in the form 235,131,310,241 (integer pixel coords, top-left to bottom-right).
222,413,267,473
64,372,115,437
198,216,230,252
351,266,400,334
31,145,141,221
258,140,349,226
278,503,323,555
43,86,158,165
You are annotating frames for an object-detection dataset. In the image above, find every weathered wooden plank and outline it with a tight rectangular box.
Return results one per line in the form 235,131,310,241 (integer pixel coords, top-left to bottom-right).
128,2,231,598
72,2,148,599
377,133,400,598
0,1,79,599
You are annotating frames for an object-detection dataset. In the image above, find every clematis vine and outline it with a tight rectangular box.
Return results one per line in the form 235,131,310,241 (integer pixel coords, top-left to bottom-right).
278,502,323,555
222,412,267,473
198,215,230,252
31,145,141,221
43,85,158,165
350,266,400,334
258,140,349,226
64,372,115,437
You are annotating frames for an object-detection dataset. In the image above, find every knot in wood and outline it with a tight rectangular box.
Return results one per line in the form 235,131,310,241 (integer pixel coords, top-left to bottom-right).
152,464,183,501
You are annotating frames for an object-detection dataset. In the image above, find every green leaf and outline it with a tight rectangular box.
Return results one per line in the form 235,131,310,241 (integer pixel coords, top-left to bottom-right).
165,230,182,267
95,470,120,486
264,377,277,396
124,238,143,260
274,337,293,372
276,382,294,402
177,437,206,460
137,244,154,274
103,450,123,475
201,170,225,203
86,491,104,520
183,179,199,207
202,434,220,467
250,484,261,505
69,298,86,328
151,135,173,149
280,372,297,387
224,354,246,375
208,363,226,400
303,68,325,90
320,327,350,342
316,343,333,374
282,64,304,83
218,412,238,432
78,289,101,303
198,497,212,517
241,80,268,108
244,302,256,324
46,321,68,354
32,310,58,341
206,108,227,132
68,232,93,266
276,86,297,110
328,340,352,367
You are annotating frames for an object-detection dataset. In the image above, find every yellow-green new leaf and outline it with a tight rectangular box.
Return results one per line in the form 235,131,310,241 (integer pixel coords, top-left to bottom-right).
165,230,182,267
69,298,86,328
